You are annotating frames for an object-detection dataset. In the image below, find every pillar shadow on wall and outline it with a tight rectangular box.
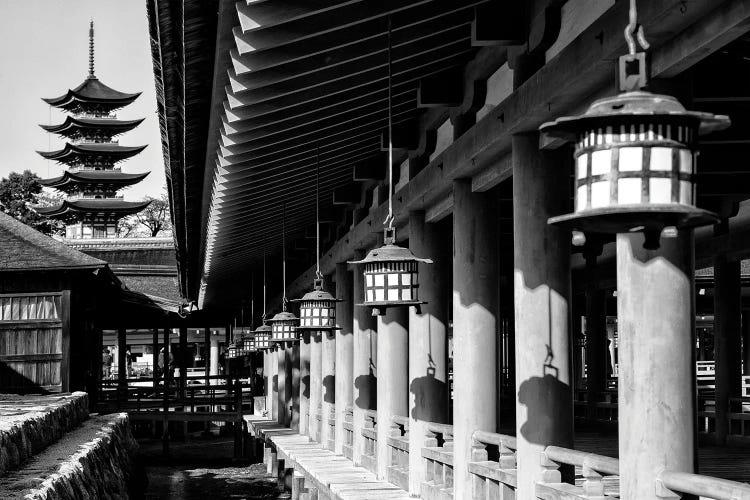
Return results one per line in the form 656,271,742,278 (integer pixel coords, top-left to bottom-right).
302,375,310,399
322,375,335,404
410,365,448,421
354,366,377,410
263,375,268,395
272,374,278,393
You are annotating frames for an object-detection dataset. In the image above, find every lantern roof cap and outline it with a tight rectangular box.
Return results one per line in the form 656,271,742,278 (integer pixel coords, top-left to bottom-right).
541,91,730,139
349,242,432,265
269,311,298,322
253,324,271,334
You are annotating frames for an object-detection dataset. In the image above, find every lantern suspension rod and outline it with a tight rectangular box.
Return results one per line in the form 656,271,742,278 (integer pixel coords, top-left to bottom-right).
262,242,267,322
316,149,322,279
282,203,288,310
383,16,395,230
624,0,649,57
250,271,255,329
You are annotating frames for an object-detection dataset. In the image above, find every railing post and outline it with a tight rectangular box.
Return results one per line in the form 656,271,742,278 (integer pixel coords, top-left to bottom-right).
470,438,489,500
538,449,561,484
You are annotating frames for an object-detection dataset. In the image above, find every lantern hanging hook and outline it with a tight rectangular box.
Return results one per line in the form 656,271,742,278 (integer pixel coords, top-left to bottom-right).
624,0,649,58
383,15,395,231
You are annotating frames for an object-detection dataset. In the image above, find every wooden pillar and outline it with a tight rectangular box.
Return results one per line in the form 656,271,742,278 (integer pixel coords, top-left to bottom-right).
352,249,377,465
153,327,160,393
513,135,573,499
291,342,301,431
321,326,336,449
617,231,695,499
583,244,607,424
277,344,288,425
60,290,71,393
310,331,323,441
408,211,449,495
376,307,408,479
453,180,498,499
117,327,127,394
335,263,354,454
162,326,170,454
714,254,742,444
271,343,279,422
300,331,311,434
179,326,188,400
204,327,210,386
263,349,272,417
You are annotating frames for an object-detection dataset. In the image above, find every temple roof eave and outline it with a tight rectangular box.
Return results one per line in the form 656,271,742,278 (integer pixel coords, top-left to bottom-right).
38,171,150,189
36,143,147,162
39,117,145,136
33,200,152,218
42,77,141,110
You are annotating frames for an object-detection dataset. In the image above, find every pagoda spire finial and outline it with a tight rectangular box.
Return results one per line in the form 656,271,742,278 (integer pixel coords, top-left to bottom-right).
88,19,95,78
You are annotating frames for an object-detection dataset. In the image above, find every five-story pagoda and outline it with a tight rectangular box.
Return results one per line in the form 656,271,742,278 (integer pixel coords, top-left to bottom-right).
36,21,150,239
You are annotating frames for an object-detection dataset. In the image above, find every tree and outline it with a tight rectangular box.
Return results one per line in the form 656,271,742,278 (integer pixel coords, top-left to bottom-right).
118,190,172,237
0,170,63,235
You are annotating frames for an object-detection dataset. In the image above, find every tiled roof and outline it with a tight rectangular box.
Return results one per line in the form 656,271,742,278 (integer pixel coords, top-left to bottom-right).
0,212,106,271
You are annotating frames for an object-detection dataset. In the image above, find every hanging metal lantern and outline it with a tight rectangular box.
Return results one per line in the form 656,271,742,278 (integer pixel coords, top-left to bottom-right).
253,324,272,350
540,7,730,249
294,278,341,330
268,310,299,343
241,330,256,353
227,342,239,359
349,227,432,316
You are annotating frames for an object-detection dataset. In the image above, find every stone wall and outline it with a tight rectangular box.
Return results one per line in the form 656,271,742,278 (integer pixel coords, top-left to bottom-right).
13,413,138,500
0,393,89,477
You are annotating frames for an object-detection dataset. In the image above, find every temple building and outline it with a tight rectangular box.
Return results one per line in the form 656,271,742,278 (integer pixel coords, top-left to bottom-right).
36,21,150,240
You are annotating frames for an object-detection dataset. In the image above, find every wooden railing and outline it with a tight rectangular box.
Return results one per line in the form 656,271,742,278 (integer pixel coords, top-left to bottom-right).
538,446,619,499
697,396,750,441
342,406,354,460
656,469,750,499
361,410,378,474
421,422,454,500
468,430,517,499
386,415,409,491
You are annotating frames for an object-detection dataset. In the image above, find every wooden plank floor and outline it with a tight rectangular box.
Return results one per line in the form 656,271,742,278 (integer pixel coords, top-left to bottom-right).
248,418,411,500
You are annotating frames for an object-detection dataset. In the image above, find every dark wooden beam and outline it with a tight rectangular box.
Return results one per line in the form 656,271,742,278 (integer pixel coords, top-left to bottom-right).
417,69,464,108
471,0,526,46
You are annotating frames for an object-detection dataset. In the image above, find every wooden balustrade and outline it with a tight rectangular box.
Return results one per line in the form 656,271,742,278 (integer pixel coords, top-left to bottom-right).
698,396,750,442
386,415,410,490
421,422,454,500
468,430,517,499
538,446,619,499
361,409,378,474
656,469,750,499
342,405,354,460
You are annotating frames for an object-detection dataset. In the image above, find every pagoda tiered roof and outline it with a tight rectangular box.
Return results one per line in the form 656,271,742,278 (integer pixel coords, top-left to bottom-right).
40,116,144,138
39,171,150,191
34,199,152,219
37,143,147,164
42,77,140,113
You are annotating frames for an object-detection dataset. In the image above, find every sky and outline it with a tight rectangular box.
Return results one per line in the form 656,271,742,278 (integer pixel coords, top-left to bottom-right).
0,0,165,200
